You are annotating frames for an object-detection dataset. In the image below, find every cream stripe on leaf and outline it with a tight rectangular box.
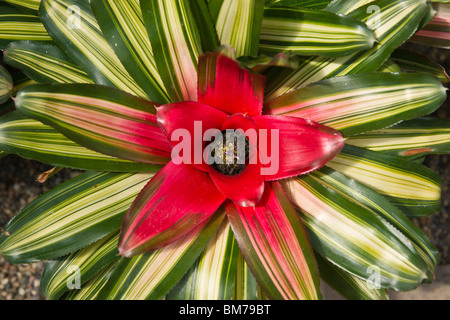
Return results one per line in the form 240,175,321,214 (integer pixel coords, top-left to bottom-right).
65,261,118,300
96,209,226,300
326,145,441,217
0,112,161,172
325,0,377,14
309,167,439,278
40,0,147,98
0,65,13,104
141,0,202,102
390,49,450,83
188,0,220,52
40,230,120,300
260,8,375,58
3,0,41,13
282,176,429,291
0,171,155,264
264,72,447,137
264,0,429,101
0,4,52,49
232,252,258,300
167,219,239,300
347,118,450,158
215,0,264,57
4,41,93,84
265,0,333,10
90,0,170,104
315,254,389,300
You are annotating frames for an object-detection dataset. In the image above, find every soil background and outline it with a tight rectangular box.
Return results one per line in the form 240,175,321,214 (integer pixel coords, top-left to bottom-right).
0,43,449,300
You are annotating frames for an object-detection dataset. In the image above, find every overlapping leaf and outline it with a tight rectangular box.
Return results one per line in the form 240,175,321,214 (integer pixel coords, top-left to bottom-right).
0,112,162,172
15,83,172,164
96,209,226,300
167,220,239,300
232,252,258,300
4,41,93,84
40,0,147,98
410,3,450,49
0,171,154,263
264,72,447,137
282,176,430,291
260,7,375,58
90,0,169,104
141,0,202,102
40,230,120,300
3,0,41,13
347,118,450,158
0,65,13,104
214,0,264,57
0,4,51,49
264,0,429,101
326,145,442,217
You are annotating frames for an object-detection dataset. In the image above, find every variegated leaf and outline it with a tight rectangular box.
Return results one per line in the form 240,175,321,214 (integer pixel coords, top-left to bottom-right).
316,254,389,300
265,0,332,10
4,41,93,84
264,0,429,101
90,0,170,104
167,219,239,300
215,0,264,57
232,251,258,300
309,167,439,278
141,0,202,102
0,4,52,49
346,118,450,158
0,65,13,104
0,112,160,172
410,3,450,49
40,0,147,98
325,0,377,14
260,8,375,58
264,72,447,137
40,230,120,300
0,171,154,264
226,182,322,300
97,209,226,300
15,83,172,165
3,0,41,12
326,145,442,217
282,176,430,291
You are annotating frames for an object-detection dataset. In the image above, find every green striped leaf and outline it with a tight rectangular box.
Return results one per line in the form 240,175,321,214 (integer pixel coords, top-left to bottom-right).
0,112,161,172
259,8,375,58
167,219,239,300
141,0,202,102
97,209,226,300
0,4,52,49
3,0,41,13
391,49,450,83
266,0,333,10
316,254,389,300
347,118,450,158
215,0,264,57
327,145,442,217
232,251,258,300
264,0,428,101
226,182,322,300
264,72,447,137
90,0,170,104
40,0,147,98
376,59,401,73
0,171,154,264
325,0,376,14
309,167,439,277
15,83,172,165
410,3,450,49
0,65,13,104
282,176,430,291
40,230,120,300
65,261,118,300
188,0,219,52
4,41,93,84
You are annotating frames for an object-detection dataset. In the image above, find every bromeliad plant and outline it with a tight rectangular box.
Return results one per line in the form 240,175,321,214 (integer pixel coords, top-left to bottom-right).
0,0,449,300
